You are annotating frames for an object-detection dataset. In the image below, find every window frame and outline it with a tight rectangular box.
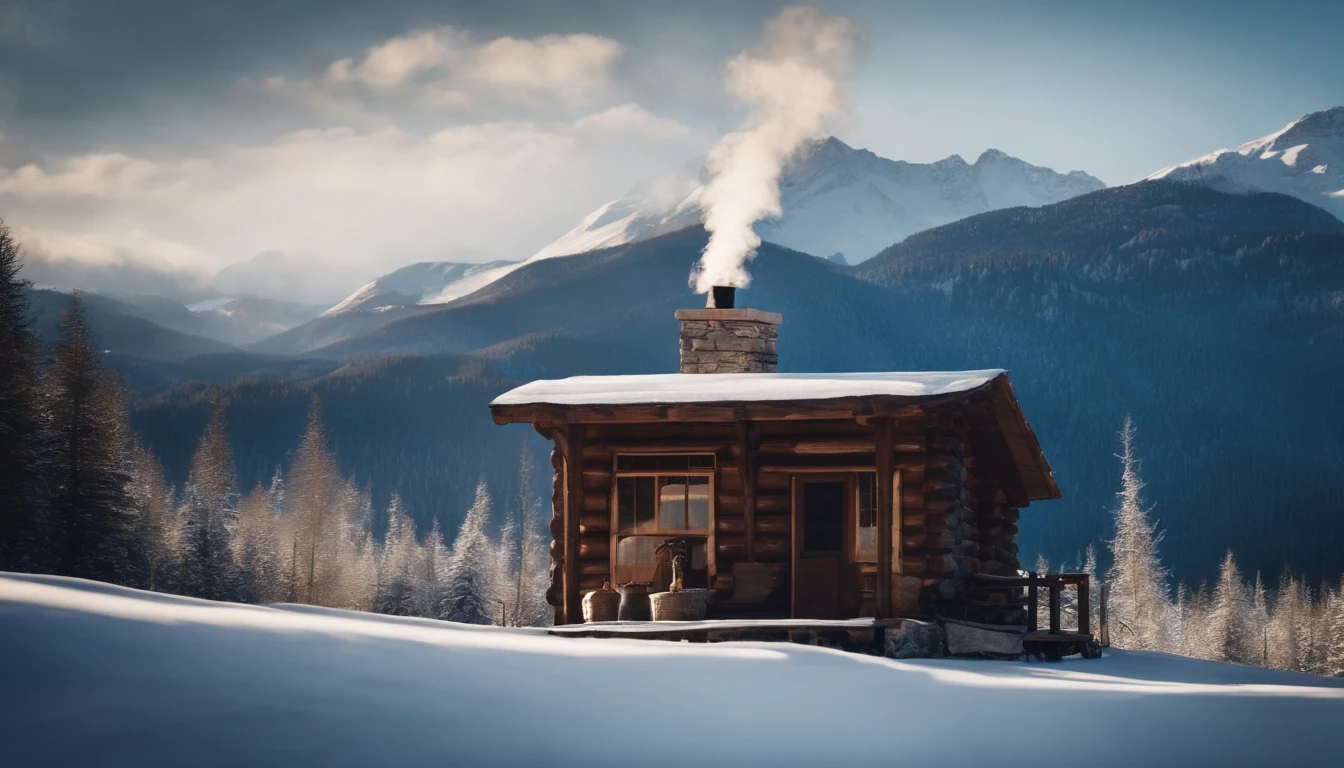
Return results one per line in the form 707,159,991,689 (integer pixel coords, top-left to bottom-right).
609,453,717,587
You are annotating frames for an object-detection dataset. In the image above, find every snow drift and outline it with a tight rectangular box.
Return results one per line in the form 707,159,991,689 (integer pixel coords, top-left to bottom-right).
3,573,1343,767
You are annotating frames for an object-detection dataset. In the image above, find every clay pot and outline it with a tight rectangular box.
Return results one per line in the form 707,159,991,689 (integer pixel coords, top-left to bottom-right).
617,582,652,622
582,580,620,623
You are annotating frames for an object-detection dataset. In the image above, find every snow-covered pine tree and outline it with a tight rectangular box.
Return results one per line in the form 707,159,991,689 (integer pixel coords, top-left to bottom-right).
1322,583,1344,678
374,492,420,616
0,221,50,573
1266,570,1301,671
1207,550,1253,664
1249,571,1270,667
495,502,518,625
1186,581,1212,659
1291,579,1319,674
178,399,239,601
128,443,178,592
339,483,378,612
44,294,139,583
234,486,283,603
1170,582,1190,656
1105,416,1170,651
443,480,499,625
515,446,552,627
419,516,452,619
1303,587,1328,675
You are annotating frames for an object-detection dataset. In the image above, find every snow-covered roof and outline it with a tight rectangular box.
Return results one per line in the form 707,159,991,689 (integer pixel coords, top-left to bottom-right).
491,369,1006,407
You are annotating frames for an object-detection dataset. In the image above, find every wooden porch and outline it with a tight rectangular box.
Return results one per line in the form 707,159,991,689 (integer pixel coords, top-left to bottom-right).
548,617,918,654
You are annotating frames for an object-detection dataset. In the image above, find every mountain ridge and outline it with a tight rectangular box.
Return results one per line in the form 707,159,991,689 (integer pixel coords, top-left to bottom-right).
534,136,1105,267
1146,106,1344,222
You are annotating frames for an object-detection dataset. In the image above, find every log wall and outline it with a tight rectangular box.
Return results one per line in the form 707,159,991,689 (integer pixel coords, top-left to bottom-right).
543,413,1030,625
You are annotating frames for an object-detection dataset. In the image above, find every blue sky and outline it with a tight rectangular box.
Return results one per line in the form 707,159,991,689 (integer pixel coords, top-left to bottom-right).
1,0,1341,297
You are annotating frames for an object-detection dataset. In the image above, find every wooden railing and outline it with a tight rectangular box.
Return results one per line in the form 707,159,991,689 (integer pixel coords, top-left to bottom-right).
972,572,1092,636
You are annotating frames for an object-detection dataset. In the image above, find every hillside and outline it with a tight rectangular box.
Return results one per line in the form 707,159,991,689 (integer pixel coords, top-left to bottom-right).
27,289,238,361
4,573,1341,767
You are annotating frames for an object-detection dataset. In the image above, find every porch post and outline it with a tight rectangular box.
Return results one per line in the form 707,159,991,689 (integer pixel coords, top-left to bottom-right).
563,425,586,625
875,417,894,618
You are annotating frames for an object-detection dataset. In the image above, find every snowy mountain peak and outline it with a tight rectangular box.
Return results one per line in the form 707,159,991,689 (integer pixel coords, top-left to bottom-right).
1277,106,1344,144
535,137,1104,266
322,260,518,317
1145,106,1344,222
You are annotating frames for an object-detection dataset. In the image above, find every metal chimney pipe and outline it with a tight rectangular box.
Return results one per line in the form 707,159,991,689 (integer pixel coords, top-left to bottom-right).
710,285,736,309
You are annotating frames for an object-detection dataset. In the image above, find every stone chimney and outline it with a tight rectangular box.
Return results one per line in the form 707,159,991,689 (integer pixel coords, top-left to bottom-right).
676,307,781,373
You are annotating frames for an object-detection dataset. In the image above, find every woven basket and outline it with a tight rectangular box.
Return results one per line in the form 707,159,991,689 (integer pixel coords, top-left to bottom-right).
650,589,710,621
582,583,621,623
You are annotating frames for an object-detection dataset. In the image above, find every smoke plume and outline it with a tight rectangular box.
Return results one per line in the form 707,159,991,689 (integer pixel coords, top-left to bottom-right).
692,6,862,296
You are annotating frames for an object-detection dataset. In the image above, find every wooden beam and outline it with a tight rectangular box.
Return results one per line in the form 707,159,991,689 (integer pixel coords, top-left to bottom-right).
737,420,757,561
874,417,894,619
759,463,876,474
491,397,948,426
563,425,585,625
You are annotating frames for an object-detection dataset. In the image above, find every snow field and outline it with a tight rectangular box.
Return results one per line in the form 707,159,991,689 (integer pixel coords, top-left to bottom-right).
3,573,1342,768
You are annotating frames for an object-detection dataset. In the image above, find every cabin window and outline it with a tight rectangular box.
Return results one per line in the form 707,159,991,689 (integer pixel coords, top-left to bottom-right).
855,472,877,563
612,456,713,588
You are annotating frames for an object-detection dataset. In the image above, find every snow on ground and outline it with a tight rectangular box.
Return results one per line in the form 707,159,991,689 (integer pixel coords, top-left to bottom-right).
3,573,1342,767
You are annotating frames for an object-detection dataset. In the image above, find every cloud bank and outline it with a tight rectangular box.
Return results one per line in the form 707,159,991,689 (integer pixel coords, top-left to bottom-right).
0,25,690,304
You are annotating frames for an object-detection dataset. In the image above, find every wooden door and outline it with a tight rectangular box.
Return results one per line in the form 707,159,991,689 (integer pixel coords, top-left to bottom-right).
792,477,849,619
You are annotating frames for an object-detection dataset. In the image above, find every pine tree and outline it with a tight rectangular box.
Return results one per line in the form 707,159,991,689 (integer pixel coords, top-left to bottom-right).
1249,571,1270,667
43,293,138,582
0,220,50,572
341,483,378,611
283,397,344,606
1267,570,1302,671
178,399,239,600
515,446,552,627
442,480,498,625
1324,583,1344,678
495,502,518,625
1186,581,1212,659
374,492,420,616
128,443,178,592
1170,582,1190,656
234,486,283,603
1105,416,1170,651
419,515,451,619
1208,550,1252,663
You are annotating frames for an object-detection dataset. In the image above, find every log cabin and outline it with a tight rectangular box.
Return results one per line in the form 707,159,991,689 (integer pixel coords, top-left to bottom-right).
489,291,1060,627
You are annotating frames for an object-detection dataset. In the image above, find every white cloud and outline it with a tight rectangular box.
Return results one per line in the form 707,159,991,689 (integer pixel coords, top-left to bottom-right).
0,108,693,303
466,34,624,103
258,26,625,113
574,104,692,141
325,28,468,90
